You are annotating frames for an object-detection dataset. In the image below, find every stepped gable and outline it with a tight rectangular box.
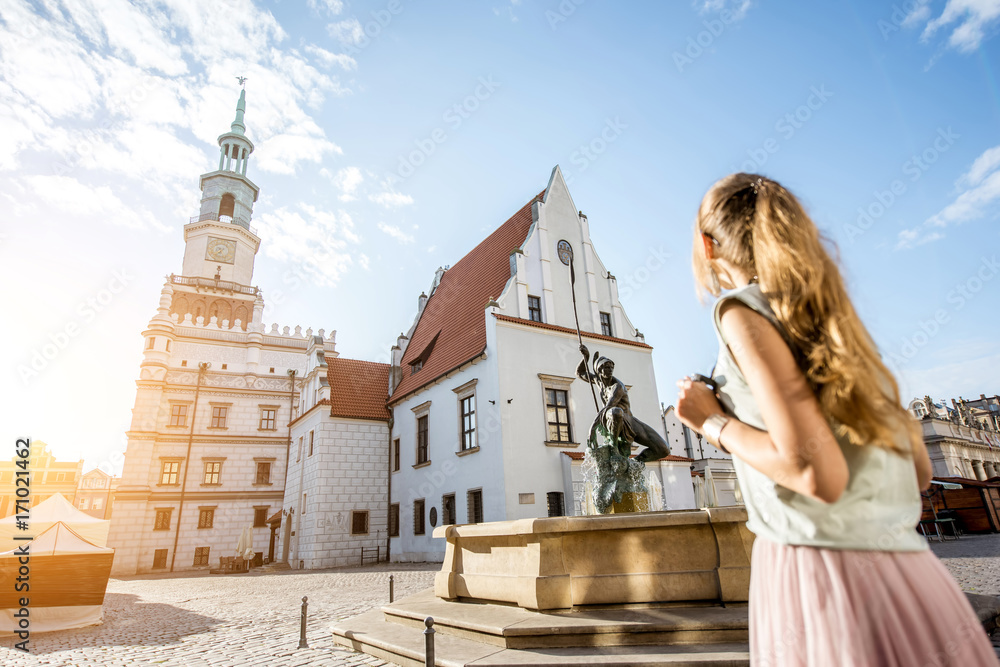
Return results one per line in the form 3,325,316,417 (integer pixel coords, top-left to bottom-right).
389,190,544,404
327,357,391,421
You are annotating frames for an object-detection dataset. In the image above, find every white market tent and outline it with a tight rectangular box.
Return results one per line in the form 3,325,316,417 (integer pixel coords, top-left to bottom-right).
0,521,114,634
0,493,109,551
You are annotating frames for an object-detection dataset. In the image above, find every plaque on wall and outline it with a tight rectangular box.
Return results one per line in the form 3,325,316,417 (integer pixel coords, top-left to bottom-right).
206,237,237,264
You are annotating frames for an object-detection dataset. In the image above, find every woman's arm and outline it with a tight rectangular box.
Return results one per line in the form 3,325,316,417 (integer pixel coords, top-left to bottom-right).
676,301,849,504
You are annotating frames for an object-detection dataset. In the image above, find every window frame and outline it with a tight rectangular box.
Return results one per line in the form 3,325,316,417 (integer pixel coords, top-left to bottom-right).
259,406,277,431
538,374,577,447
197,507,215,529
389,503,400,537
168,403,189,428
547,491,566,517
527,295,542,323
154,508,172,531
254,460,273,485
308,430,314,457
193,546,211,566
467,488,483,524
545,388,572,444
253,507,269,528
442,493,456,526
152,549,168,569
393,438,401,472
159,459,182,486
413,498,426,536
351,510,369,535
203,460,222,485
209,404,229,429
416,415,429,466
600,311,613,337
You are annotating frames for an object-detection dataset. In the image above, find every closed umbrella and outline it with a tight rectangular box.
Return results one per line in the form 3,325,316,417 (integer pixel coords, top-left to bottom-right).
244,525,254,568
704,467,719,508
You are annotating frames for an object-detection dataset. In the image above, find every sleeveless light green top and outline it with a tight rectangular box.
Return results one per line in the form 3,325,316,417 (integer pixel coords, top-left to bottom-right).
712,284,927,551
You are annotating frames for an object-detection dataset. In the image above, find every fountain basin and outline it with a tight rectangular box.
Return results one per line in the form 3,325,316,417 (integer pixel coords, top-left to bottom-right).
433,507,754,611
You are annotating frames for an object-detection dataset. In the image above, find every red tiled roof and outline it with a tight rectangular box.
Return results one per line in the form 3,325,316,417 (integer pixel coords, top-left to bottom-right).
326,357,391,421
494,315,653,349
561,451,693,462
389,191,544,405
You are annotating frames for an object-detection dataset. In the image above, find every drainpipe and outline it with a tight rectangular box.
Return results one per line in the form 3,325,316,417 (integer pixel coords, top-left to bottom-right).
170,361,209,572
282,369,297,563
386,415,394,562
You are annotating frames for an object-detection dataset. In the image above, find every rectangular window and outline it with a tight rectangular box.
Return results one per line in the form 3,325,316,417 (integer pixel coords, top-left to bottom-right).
297,436,303,462
442,493,456,526
169,404,187,427
460,395,476,451
193,546,210,566
302,494,307,515
411,359,423,373
210,406,228,428
413,498,425,536
389,503,400,537
467,489,483,524
528,295,542,322
393,438,401,471
203,461,222,485
547,492,565,517
253,507,268,528
308,430,314,457
93,498,103,510
545,388,572,443
152,549,168,569
255,461,271,484
259,408,276,430
416,415,429,465
154,509,172,530
351,510,369,535
198,508,214,529
79,498,89,510
146,337,155,350
160,461,181,485
600,311,612,337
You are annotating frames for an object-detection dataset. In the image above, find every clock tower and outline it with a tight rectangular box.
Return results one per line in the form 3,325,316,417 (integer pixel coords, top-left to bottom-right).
181,88,260,286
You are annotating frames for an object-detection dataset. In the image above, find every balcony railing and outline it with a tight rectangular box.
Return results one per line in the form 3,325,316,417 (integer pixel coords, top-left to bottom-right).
170,274,259,296
188,212,258,236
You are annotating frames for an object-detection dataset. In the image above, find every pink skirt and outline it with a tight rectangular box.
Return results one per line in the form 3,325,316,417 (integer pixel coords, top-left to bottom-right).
749,537,999,666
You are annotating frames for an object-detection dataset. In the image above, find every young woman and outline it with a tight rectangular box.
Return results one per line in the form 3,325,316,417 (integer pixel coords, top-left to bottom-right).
675,173,998,666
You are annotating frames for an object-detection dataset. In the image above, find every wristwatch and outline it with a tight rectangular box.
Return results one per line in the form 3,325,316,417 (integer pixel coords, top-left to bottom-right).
702,413,731,448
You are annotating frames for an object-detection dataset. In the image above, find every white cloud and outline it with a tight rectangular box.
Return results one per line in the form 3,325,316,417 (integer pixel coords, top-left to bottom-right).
256,204,359,286
696,0,752,21
308,0,345,17
322,166,364,201
377,222,415,244
369,190,414,208
22,174,161,230
897,144,1000,249
305,44,357,71
327,18,365,45
920,0,1000,52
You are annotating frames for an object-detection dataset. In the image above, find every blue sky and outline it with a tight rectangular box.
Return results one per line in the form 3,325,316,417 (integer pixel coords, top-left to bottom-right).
2,0,999,473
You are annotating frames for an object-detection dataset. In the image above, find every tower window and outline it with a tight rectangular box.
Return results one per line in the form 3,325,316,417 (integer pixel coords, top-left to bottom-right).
219,193,235,220
146,337,155,350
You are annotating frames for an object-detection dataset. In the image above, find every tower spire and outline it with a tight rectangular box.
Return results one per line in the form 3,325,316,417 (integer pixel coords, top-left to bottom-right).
216,87,254,176
231,88,247,135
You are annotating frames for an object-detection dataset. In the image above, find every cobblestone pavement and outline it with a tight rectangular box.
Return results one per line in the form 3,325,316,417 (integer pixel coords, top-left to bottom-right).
2,535,998,666
0,562,438,666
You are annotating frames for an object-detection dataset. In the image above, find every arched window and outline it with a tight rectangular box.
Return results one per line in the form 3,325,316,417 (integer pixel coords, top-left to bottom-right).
219,193,235,220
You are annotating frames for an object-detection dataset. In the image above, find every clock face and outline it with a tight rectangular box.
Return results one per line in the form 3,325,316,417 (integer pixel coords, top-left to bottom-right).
206,237,236,264
557,240,573,265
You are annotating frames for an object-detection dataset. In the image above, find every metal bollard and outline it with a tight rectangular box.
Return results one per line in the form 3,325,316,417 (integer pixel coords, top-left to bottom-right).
297,596,309,649
423,616,435,666
389,574,395,603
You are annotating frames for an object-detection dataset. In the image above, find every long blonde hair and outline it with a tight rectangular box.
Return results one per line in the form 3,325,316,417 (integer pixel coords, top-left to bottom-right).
692,173,919,454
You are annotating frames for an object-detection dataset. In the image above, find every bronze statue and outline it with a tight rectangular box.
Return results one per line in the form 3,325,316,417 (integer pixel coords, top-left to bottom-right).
576,344,670,464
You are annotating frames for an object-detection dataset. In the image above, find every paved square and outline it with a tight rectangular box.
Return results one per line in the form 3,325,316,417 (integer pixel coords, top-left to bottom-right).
1,535,997,666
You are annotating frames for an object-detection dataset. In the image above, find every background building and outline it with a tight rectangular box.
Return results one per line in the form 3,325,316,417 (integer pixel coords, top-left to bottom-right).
76,469,120,519
663,405,741,508
908,395,1000,480
0,440,83,519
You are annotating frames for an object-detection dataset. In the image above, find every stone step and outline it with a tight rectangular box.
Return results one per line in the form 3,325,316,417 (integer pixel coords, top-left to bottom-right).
331,608,750,667
381,589,748,649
